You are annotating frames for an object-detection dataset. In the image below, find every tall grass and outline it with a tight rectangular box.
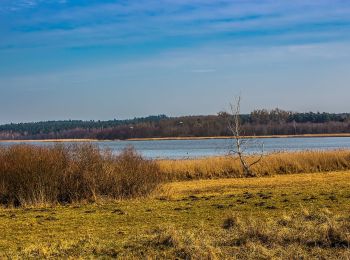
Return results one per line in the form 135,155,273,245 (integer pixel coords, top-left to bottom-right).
158,150,350,180
0,144,162,206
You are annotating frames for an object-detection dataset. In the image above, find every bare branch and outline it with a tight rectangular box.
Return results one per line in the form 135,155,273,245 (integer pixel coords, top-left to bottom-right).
249,143,264,167
228,95,264,177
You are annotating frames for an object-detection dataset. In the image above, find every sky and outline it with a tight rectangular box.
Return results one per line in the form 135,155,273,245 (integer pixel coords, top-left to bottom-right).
1,0,350,124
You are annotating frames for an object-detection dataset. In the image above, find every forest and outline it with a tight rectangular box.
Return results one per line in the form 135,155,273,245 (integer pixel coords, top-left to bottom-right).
1,109,350,140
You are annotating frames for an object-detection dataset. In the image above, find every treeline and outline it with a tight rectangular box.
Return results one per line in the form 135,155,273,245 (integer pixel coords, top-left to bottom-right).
248,108,349,124
0,115,167,135
1,109,350,140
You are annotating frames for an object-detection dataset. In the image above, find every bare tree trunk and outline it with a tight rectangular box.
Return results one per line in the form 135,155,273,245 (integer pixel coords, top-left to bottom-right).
228,96,263,177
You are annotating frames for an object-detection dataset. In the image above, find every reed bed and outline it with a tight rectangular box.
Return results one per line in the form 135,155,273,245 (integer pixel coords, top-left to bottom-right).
158,150,350,180
0,144,162,207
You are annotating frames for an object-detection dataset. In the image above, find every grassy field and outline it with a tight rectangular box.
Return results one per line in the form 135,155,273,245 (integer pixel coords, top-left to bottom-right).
1,171,350,258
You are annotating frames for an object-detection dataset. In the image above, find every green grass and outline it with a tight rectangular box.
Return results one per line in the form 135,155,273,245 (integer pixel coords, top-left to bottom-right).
1,171,350,258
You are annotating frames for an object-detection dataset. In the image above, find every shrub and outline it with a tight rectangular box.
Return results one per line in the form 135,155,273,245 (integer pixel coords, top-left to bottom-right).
0,144,163,206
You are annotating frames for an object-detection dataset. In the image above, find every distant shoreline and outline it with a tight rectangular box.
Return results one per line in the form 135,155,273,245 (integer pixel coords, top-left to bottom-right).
1,133,350,143
0,139,100,143
127,133,350,141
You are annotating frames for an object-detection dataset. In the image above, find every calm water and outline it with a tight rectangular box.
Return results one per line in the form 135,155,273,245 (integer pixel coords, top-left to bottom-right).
1,137,350,159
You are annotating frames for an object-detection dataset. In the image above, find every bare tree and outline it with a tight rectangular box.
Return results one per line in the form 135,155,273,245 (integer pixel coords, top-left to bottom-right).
228,96,264,177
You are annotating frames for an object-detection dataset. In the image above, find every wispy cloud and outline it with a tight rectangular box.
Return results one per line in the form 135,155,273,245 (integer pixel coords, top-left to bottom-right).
1,0,350,52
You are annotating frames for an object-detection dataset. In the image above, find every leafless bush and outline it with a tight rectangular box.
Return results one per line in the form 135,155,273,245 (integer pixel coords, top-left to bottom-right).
0,144,163,206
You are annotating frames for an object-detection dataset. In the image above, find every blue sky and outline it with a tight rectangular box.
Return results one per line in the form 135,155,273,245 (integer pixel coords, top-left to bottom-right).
1,0,350,123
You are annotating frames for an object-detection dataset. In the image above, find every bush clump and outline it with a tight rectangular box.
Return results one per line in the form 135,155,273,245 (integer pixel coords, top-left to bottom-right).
0,144,163,206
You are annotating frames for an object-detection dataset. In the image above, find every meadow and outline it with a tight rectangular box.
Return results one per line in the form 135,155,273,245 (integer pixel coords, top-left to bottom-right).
1,171,350,258
0,144,350,258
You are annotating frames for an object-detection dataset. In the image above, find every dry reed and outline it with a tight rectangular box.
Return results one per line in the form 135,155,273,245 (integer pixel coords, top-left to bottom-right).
158,150,350,180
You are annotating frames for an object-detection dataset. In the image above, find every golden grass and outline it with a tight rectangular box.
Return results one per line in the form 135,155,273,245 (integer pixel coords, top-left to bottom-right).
158,150,350,180
1,142,349,208
158,170,350,198
150,209,350,259
1,171,350,258
0,139,349,258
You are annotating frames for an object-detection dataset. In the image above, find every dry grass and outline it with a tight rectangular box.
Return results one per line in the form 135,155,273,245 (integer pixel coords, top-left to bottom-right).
122,209,350,259
1,143,350,207
158,150,350,180
0,144,162,206
149,226,219,259
8,211,350,259
6,208,350,259
157,170,350,202
1,170,350,258
214,209,350,259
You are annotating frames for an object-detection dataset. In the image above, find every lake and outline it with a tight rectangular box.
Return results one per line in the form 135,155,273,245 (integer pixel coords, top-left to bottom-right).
1,137,350,159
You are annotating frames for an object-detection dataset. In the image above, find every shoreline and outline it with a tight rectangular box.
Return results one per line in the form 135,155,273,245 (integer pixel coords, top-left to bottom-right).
1,133,350,142
127,133,350,141
0,138,100,143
